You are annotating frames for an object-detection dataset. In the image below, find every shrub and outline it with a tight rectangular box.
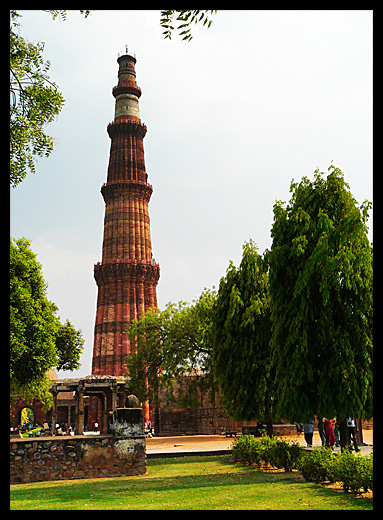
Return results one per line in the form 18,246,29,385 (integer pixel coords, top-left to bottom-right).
323,451,341,483
257,435,275,469
361,452,373,492
297,447,334,483
231,435,262,467
273,439,304,472
298,447,373,494
230,435,303,472
336,450,373,494
232,436,373,495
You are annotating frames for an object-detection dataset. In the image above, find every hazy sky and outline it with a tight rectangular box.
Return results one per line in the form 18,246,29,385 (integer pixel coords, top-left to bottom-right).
10,10,373,378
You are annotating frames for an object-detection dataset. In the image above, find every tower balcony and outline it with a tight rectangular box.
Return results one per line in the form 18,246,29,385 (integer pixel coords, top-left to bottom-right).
94,259,160,285
107,119,147,138
112,83,142,99
100,180,153,203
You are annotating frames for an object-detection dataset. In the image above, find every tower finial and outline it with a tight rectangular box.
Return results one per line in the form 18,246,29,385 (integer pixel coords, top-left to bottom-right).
125,44,128,54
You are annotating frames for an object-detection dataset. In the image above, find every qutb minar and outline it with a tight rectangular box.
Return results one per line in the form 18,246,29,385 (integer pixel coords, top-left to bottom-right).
91,49,160,422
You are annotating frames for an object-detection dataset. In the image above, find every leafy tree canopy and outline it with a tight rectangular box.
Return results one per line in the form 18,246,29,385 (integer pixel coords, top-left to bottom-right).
43,10,216,42
266,165,372,423
10,10,65,187
212,240,273,424
10,238,84,409
127,288,217,408
46,10,217,42
160,10,217,41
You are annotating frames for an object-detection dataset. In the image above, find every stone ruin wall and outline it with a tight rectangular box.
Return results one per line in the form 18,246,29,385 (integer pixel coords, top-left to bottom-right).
10,408,146,484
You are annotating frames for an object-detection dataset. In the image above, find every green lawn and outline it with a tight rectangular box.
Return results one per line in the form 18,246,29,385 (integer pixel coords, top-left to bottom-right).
10,455,372,510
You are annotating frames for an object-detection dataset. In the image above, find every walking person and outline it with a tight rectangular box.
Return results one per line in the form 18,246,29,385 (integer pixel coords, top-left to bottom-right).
346,418,360,452
317,418,326,446
324,418,336,449
303,421,314,447
334,421,340,447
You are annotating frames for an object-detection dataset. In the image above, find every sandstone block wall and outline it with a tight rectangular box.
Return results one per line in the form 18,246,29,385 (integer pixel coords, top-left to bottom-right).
10,408,146,484
10,434,145,484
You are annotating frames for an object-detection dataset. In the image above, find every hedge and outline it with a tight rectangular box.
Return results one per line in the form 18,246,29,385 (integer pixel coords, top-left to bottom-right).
230,434,302,472
230,435,373,495
298,447,373,494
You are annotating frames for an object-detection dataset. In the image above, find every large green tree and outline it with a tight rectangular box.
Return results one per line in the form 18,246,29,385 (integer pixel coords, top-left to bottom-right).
160,288,217,403
266,166,372,435
10,10,92,187
212,240,274,433
126,307,162,420
10,238,84,409
10,10,65,187
127,289,217,415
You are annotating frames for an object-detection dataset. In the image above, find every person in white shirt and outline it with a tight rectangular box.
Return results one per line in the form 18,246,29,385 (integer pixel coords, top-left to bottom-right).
346,418,360,452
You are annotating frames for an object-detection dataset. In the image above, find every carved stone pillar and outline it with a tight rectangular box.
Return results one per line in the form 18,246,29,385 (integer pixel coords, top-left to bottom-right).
74,385,84,435
51,388,58,435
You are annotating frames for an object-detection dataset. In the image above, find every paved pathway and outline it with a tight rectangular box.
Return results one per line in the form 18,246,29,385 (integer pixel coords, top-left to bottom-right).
146,430,373,457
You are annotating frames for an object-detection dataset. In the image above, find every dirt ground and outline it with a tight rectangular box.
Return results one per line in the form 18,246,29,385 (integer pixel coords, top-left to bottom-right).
146,429,373,455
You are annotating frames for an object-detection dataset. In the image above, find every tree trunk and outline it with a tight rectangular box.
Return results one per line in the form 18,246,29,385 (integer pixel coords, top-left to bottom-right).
153,376,161,436
266,419,274,437
356,419,363,445
339,418,349,451
154,403,160,436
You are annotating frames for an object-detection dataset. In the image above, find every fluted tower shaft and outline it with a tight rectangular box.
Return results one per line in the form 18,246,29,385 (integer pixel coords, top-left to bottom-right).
91,52,160,381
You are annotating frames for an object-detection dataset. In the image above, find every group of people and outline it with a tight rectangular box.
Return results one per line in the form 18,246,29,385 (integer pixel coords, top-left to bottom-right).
11,421,79,437
10,422,48,437
55,422,76,436
144,419,153,437
298,418,360,451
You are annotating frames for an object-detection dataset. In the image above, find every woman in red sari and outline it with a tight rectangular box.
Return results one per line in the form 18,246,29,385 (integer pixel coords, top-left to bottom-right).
324,418,336,448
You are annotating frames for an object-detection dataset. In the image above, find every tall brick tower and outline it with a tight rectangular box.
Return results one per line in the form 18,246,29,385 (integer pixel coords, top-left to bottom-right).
91,50,160,407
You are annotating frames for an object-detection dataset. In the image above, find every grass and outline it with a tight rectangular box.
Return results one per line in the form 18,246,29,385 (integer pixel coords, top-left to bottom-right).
10,455,372,510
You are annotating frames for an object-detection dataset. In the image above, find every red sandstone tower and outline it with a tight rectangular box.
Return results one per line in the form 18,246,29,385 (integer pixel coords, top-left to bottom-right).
91,51,160,407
